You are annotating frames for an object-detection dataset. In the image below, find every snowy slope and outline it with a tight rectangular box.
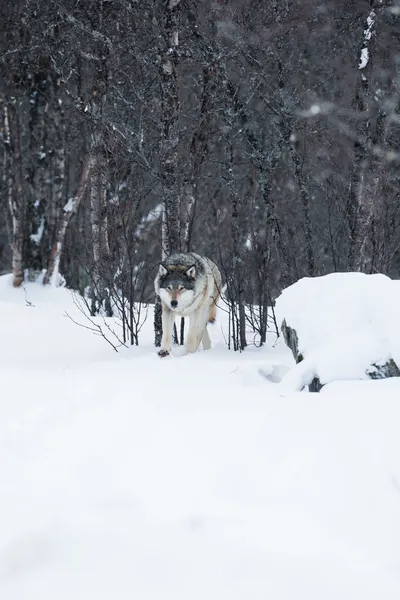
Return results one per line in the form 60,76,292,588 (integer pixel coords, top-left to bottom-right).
1,274,400,599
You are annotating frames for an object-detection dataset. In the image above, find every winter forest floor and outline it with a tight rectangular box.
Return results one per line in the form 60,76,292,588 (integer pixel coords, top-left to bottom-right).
1,274,400,599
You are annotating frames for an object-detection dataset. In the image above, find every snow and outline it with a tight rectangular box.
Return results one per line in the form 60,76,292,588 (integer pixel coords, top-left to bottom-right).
365,12,376,40
308,104,321,115
136,204,163,236
275,272,400,391
30,216,45,245
63,198,75,213
142,203,163,224
359,48,369,70
359,10,375,70
1,273,400,598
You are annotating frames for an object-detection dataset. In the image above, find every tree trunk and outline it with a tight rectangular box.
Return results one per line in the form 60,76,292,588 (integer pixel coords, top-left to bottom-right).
90,152,112,315
288,137,315,276
45,73,66,282
159,2,182,255
155,0,183,347
184,65,217,252
25,68,51,278
230,190,247,351
3,102,25,287
44,155,93,285
347,0,388,272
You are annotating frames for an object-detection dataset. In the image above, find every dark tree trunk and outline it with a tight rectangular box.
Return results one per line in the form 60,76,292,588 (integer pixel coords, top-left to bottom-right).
90,151,112,316
3,101,25,287
159,2,182,256
155,0,183,347
288,137,315,276
347,0,389,272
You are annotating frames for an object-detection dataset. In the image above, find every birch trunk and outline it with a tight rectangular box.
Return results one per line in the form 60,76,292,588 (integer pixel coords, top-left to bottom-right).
44,155,93,285
154,0,183,347
45,74,66,283
347,0,388,271
3,102,25,287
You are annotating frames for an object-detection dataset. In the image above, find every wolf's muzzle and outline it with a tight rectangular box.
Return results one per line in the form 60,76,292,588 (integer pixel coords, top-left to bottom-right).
170,300,178,308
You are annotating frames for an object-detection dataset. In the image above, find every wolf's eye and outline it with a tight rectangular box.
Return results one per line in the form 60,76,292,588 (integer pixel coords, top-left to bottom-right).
178,285,185,292
166,285,172,291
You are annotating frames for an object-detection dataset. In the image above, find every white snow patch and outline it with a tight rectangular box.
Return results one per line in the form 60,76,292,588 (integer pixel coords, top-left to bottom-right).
275,272,400,390
365,12,375,40
359,48,369,70
30,216,45,245
63,198,75,213
359,10,375,69
145,203,163,223
136,203,163,236
309,104,321,115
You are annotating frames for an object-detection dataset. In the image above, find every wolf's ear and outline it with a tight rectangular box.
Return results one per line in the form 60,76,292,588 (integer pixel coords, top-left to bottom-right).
159,263,168,277
186,265,196,279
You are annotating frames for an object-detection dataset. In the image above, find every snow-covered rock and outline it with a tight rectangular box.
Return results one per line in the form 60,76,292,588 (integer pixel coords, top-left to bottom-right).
275,272,400,392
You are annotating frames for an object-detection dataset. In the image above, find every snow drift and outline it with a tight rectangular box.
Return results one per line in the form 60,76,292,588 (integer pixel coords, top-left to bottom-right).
275,272,400,391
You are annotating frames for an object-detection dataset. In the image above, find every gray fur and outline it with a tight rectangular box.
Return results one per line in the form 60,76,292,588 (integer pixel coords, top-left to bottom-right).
161,252,206,276
158,265,196,292
155,252,209,295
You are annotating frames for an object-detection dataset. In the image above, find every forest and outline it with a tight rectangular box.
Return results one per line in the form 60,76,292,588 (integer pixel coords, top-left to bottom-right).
1,0,399,349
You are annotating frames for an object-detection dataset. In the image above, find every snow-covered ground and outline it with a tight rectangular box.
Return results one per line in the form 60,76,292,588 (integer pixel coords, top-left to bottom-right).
1,274,400,599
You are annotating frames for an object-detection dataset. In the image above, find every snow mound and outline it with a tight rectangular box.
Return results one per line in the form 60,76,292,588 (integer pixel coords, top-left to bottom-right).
275,272,400,390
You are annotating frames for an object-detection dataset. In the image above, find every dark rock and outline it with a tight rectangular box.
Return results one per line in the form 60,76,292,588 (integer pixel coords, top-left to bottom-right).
281,319,321,392
366,359,400,380
281,319,400,393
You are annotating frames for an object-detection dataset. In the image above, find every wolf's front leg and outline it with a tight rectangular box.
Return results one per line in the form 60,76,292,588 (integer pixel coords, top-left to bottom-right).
158,304,175,357
186,313,200,354
202,326,211,350
186,310,209,354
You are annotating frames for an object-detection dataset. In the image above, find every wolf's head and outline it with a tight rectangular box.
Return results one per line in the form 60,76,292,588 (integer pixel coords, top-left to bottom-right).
156,263,197,311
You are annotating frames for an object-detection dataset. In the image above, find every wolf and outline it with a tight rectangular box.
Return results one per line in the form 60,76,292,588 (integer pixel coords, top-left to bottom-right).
154,252,222,357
